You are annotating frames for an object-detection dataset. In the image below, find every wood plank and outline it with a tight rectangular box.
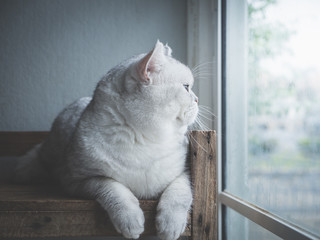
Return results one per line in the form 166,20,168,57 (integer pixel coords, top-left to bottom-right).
0,211,190,238
0,131,217,238
0,183,191,238
0,184,158,211
190,131,217,240
0,132,48,156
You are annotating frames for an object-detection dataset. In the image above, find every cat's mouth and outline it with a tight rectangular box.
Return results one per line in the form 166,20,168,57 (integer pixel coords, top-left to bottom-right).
188,105,199,125
177,104,199,126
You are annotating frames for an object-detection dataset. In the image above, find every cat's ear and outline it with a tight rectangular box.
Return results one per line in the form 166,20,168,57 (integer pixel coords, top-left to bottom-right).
138,40,166,84
164,43,172,57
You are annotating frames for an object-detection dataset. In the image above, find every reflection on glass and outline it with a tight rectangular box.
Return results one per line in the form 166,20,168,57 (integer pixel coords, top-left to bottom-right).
225,0,320,237
226,207,282,240
247,0,320,235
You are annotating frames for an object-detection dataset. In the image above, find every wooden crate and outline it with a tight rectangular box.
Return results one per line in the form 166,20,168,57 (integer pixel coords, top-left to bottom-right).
0,131,217,239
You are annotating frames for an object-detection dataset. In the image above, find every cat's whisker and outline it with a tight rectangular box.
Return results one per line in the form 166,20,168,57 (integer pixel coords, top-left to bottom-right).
192,72,213,81
199,106,214,113
190,120,201,131
199,105,213,110
192,67,213,72
193,74,214,82
193,76,213,81
198,122,210,131
191,62,213,73
198,112,213,122
199,106,217,119
193,74,213,78
193,73,212,78
194,116,210,131
192,70,213,75
187,133,208,153
199,111,216,120
199,105,215,113
192,72,213,77
194,77,212,82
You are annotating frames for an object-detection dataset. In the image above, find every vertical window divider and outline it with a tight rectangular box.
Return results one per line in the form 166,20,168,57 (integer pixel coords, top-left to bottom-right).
219,0,227,239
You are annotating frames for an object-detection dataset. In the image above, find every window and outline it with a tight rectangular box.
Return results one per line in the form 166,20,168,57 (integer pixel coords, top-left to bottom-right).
219,0,320,239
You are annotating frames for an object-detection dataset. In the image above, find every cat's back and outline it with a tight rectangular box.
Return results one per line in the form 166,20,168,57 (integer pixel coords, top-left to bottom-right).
52,97,92,135
39,97,92,169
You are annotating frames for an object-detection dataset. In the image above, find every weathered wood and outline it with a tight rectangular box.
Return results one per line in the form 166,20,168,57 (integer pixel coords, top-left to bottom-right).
0,131,216,239
190,131,217,240
0,183,191,238
0,184,158,211
0,131,48,156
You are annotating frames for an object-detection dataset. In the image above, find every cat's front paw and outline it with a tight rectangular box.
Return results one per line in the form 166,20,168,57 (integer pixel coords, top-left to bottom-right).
109,202,145,239
156,206,189,240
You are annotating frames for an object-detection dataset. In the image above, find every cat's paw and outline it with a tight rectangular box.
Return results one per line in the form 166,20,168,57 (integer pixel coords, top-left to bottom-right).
109,201,145,239
156,206,188,240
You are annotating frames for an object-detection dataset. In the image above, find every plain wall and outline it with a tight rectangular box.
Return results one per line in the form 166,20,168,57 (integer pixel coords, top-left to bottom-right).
0,1,187,239
0,0,187,131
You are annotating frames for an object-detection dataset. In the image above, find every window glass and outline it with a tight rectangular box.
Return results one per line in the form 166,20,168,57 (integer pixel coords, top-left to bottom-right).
225,0,320,236
225,207,282,240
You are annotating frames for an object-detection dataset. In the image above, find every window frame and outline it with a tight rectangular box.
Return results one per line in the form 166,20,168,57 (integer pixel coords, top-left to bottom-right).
188,0,320,239
219,0,319,239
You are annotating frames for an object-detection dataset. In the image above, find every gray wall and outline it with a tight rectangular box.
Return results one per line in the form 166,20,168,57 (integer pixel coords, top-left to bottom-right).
0,0,187,131
0,1,187,239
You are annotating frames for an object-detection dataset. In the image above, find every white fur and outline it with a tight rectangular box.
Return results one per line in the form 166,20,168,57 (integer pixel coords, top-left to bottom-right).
15,41,198,240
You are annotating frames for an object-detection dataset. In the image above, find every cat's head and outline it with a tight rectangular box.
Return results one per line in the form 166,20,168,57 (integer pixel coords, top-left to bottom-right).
98,41,198,134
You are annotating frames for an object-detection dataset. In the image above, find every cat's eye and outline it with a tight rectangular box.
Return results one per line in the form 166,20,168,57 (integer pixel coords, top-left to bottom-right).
183,84,190,92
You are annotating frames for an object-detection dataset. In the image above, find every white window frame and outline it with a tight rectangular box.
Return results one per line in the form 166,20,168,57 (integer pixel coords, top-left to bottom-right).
187,0,319,239
187,0,218,130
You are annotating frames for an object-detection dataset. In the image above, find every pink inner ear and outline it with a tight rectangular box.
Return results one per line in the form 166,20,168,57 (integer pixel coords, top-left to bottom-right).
138,51,153,83
138,41,165,84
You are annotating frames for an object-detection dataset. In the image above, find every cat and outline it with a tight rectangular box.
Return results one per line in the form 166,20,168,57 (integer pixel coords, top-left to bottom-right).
15,40,199,240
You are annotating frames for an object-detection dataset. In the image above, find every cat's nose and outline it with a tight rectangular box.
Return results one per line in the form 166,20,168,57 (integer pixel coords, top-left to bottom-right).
194,96,198,103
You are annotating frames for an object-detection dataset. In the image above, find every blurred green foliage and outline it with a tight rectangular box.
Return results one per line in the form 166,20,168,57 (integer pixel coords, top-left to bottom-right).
247,0,320,170
249,136,277,155
248,0,293,116
299,138,320,156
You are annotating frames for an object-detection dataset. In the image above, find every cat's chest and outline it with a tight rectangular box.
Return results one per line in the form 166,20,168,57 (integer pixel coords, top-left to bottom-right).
119,156,185,198
104,143,187,198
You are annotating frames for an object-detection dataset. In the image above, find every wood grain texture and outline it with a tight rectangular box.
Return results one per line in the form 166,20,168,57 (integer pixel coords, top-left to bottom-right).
0,131,216,239
190,131,217,240
0,184,191,238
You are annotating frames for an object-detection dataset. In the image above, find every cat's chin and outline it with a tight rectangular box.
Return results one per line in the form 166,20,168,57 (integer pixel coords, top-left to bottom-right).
185,106,199,127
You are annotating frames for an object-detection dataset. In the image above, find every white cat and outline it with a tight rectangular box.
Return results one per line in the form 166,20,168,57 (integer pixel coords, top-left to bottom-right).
15,40,199,240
